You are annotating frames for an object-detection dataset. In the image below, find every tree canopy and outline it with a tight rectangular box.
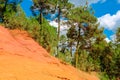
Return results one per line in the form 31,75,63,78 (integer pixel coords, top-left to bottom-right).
0,1,120,80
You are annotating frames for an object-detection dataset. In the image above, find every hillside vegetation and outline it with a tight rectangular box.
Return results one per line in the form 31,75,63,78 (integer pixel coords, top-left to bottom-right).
0,26,99,80
0,0,120,80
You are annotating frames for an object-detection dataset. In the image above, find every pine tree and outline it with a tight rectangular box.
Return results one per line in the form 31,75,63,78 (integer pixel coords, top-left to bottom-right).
0,0,22,22
31,0,51,24
0,0,8,22
116,27,120,42
112,27,120,79
66,6,99,68
31,0,73,43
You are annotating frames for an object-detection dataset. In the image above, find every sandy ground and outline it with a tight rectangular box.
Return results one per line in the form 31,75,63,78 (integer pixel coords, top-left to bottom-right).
0,26,99,80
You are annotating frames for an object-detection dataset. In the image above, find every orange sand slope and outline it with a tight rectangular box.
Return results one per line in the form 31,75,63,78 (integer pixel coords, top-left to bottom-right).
0,26,99,80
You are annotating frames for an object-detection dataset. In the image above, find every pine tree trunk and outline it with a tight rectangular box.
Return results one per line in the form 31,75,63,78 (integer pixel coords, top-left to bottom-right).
3,0,8,12
70,44,72,57
57,6,61,40
57,6,61,55
39,11,42,24
75,42,79,68
75,49,78,68
75,27,81,67
2,0,8,22
70,40,73,57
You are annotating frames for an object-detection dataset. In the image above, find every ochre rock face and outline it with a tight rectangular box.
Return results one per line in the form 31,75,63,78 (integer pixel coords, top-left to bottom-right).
0,26,99,80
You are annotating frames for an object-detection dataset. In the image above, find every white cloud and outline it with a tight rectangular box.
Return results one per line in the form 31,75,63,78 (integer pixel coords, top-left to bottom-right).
49,21,58,28
110,34,117,42
98,10,120,30
104,35,117,42
104,38,111,43
101,0,106,3
49,21,69,35
69,0,106,6
118,0,120,3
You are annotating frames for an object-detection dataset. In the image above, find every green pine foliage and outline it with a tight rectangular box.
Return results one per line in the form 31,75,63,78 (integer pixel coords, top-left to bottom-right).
0,1,120,80
39,19,57,53
2,4,57,54
66,5,120,80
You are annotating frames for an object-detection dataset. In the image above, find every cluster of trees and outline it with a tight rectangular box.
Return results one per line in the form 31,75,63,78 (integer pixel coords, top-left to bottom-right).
0,0,120,80
61,5,120,80
0,0,57,54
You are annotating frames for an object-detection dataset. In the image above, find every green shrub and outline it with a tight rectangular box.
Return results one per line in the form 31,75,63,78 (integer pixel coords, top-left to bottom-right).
3,5,57,55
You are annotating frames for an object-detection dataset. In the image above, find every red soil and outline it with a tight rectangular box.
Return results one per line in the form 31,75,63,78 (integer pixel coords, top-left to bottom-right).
0,26,99,80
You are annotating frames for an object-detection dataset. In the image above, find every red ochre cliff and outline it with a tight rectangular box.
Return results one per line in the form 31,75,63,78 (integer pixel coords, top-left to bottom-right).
0,26,99,80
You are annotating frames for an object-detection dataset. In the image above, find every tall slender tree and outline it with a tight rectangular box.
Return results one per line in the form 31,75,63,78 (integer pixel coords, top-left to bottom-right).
0,0,22,22
31,0,52,24
0,0,8,22
31,0,73,56
50,0,73,55
116,27,120,42
66,5,99,67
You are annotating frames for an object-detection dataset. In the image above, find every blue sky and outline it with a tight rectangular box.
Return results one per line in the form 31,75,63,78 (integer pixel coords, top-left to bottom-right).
20,0,120,40
91,0,120,40
69,0,120,40
92,0,120,17
20,0,33,16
